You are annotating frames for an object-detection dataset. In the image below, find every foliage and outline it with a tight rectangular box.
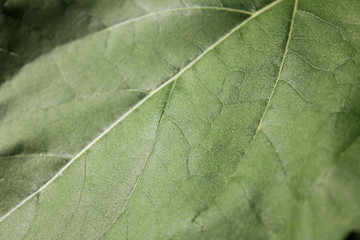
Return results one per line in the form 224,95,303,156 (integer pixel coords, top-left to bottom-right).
0,0,359,239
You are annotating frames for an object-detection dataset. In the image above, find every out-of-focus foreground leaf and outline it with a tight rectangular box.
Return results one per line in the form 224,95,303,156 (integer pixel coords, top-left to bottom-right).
0,0,359,239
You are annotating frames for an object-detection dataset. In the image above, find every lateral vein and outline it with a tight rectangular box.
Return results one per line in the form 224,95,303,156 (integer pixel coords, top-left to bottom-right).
0,0,285,223
185,0,298,230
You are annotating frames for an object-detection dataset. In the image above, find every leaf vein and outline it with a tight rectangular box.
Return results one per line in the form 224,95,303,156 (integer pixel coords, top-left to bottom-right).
0,0,286,225
183,0,298,232
99,79,178,238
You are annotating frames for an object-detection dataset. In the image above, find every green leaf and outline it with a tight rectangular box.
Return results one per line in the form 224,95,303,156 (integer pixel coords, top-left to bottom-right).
0,0,253,217
1,0,360,239
0,0,270,84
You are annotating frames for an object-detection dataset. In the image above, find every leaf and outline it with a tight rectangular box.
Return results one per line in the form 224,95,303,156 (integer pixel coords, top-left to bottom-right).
1,0,360,239
0,0,254,217
0,0,271,84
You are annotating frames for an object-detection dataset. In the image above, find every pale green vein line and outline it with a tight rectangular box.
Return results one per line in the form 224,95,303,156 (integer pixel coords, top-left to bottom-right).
239,181,274,238
296,10,347,41
165,115,193,148
0,0,284,224
252,0,298,138
1,87,150,126
228,0,298,199
106,7,253,32
306,133,360,200
20,194,40,240
0,153,72,159
288,50,333,71
261,129,288,178
3,6,251,91
99,72,178,239
280,79,337,114
183,0,298,231
59,154,88,239
287,133,360,232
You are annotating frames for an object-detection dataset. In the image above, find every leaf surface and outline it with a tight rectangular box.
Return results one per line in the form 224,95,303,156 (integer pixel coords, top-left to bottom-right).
0,0,360,239
0,1,252,217
0,0,272,84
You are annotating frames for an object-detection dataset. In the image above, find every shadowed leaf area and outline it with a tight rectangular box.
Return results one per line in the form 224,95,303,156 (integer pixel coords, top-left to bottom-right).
0,0,272,85
346,232,360,240
0,0,359,239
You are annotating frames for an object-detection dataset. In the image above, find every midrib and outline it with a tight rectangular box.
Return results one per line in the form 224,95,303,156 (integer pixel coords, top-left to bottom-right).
166,0,299,237
0,0,285,224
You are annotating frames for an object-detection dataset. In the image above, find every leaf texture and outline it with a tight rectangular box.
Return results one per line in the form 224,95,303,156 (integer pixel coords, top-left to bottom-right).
0,0,360,239
0,0,272,84
0,2,252,217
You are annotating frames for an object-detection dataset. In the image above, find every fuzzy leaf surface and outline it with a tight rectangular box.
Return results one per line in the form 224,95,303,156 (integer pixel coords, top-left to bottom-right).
0,0,359,239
